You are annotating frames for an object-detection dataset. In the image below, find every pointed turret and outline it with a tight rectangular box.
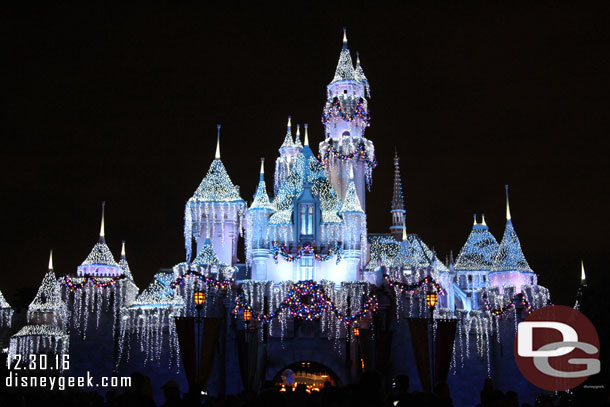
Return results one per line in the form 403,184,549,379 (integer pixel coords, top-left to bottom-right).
331,28,357,82
304,124,309,147
390,151,406,241
250,158,273,211
119,241,134,280
0,287,13,327
78,203,121,277
280,116,295,149
339,169,364,214
294,124,303,149
185,125,246,265
454,214,500,272
29,251,65,318
489,186,535,290
355,52,371,98
580,260,586,283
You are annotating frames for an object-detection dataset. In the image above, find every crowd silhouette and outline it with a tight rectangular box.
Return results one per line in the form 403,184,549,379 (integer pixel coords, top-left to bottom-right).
1,370,608,406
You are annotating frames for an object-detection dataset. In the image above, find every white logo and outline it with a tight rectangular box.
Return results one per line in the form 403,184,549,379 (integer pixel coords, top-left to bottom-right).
517,321,600,378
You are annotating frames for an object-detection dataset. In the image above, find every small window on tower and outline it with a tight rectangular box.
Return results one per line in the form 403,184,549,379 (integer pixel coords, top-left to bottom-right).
344,89,348,94
299,204,314,237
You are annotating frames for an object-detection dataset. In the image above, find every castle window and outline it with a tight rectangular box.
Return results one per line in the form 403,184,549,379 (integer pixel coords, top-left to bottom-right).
299,204,314,237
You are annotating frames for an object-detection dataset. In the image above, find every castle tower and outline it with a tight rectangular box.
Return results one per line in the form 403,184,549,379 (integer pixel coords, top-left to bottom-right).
9,251,69,361
389,151,406,241
184,125,246,265
319,29,375,211
247,158,274,280
489,186,537,292
77,202,122,277
454,214,500,310
274,117,302,195
0,288,12,328
338,171,366,281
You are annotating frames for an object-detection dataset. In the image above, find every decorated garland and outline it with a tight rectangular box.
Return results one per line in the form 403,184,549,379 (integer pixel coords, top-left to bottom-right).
384,274,446,296
321,98,371,127
319,141,378,170
64,274,125,291
483,292,534,318
271,242,343,265
169,270,233,290
233,280,378,324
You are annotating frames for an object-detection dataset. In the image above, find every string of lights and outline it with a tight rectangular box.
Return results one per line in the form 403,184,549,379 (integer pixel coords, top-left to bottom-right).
63,275,125,290
169,270,233,290
321,98,371,127
233,280,378,324
383,274,447,295
271,242,343,264
319,139,377,169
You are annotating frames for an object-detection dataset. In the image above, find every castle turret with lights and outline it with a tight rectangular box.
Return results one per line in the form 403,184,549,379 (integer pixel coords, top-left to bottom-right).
3,30,561,406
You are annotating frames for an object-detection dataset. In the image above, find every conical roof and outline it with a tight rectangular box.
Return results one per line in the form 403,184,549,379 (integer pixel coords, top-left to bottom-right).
331,29,356,82
119,241,134,280
339,178,364,214
132,271,184,307
0,289,10,309
29,266,63,314
192,239,228,267
270,151,342,225
250,159,273,211
280,116,295,149
454,217,500,271
189,158,244,203
355,52,371,98
81,242,120,267
490,219,533,273
398,234,450,272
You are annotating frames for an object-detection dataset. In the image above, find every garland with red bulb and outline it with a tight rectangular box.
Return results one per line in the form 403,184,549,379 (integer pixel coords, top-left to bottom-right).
321,98,371,127
233,280,378,324
63,274,125,291
169,270,233,290
483,292,534,318
383,274,446,295
271,242,343,265
319,141,378,170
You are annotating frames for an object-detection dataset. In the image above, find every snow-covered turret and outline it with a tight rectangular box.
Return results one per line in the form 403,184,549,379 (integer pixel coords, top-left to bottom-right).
184,125,246,265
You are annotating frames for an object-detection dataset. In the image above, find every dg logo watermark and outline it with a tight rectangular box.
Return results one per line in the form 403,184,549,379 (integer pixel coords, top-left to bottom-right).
514,305,600,391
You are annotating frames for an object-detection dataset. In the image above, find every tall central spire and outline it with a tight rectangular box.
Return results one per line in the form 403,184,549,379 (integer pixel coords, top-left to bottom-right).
215,125,221,159
505,184,512,221
332,28,357,82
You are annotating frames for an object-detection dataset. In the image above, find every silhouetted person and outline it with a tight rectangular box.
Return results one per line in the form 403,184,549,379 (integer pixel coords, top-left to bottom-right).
479,377,494,407
114,372,155,407
161,380,182,407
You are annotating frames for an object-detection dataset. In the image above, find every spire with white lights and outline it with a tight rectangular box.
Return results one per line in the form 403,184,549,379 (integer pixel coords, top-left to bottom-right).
78,203,122,277
454,214,500,272
489,186,535,290
250,158,273,211
185,125,246,265
574,261,587,310
355,51,370,98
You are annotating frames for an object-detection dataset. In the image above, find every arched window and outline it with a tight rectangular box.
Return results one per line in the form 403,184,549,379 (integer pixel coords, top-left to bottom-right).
299,204,314,238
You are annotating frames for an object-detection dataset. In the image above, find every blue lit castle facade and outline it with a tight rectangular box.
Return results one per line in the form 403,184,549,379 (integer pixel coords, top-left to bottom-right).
2,31,554,406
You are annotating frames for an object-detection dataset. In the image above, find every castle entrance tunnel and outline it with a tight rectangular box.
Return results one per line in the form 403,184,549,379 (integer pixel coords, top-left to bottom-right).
272,361,341,392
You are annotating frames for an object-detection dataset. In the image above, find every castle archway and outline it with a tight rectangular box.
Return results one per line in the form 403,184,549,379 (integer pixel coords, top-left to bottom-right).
272,361,341,391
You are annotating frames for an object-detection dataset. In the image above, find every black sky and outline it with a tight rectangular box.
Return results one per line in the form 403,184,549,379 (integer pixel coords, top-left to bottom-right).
2,3,609,306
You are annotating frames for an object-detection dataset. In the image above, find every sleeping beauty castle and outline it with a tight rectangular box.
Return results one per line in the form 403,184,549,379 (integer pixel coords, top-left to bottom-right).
0,30,556,406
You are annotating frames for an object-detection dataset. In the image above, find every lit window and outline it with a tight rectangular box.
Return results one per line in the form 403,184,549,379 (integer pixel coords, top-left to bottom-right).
300,204,314,236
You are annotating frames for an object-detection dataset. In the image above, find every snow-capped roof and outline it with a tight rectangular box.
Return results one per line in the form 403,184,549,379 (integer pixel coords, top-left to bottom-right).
332,30,357,83
249,160,274,211
339,178,364,215
491,220,533,274
189,157,244,203
269,146,342,225
454,221,500,272
0,289,10,309
132,271,184,308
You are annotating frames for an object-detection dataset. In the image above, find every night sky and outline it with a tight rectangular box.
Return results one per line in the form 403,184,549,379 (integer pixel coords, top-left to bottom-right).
2,3,609,307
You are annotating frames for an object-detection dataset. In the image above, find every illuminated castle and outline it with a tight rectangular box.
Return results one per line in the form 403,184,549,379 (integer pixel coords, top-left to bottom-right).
2,30,555,406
